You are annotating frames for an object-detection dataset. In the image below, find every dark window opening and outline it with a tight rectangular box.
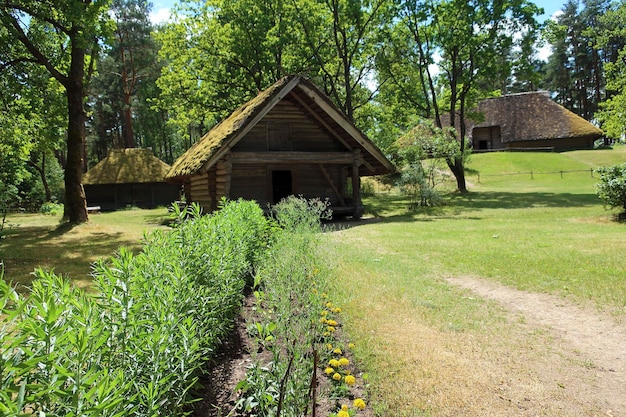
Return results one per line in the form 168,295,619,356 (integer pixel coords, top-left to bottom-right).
272,170,292,204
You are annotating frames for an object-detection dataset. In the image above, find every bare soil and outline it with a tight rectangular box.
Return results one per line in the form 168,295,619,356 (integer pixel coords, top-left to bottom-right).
446,276,625,417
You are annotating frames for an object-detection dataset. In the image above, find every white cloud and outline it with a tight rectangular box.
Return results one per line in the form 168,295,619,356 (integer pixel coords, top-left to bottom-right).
537,10,564,62
150,7,172,24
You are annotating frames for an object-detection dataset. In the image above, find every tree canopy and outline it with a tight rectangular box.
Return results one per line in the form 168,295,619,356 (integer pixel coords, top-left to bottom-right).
0,0,112,223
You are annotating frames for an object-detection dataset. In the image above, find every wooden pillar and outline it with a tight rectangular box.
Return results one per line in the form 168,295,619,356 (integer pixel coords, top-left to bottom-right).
208,169,217,212
215,153,232,205
352,150,363,219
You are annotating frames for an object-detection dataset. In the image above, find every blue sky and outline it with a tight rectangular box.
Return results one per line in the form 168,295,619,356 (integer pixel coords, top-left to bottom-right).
150,0,565,24
149,0,566,60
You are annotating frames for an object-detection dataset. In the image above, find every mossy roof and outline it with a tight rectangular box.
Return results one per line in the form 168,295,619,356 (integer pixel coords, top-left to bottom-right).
83,148,171,185
166,75,394,181
475,92,603,142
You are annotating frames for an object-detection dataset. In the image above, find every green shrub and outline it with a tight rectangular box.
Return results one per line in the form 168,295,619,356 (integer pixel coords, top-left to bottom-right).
39,202,63,216
1,199,272,416
595,163,626,215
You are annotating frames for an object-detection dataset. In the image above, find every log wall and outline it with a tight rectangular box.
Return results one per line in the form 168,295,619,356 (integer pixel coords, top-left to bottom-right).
231,100,345,153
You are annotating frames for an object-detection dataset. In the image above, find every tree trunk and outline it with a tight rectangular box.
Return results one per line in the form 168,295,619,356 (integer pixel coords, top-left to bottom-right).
29,152,52,202
448,157,468,193
63,44,88,223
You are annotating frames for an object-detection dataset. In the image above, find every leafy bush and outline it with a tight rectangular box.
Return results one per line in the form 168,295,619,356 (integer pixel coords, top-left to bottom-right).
39,202,63,216
595,163,626,215
398,163,445,208
1,199,272,416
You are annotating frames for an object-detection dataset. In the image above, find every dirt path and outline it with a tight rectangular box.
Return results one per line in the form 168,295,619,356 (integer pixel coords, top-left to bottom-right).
446,276,626,417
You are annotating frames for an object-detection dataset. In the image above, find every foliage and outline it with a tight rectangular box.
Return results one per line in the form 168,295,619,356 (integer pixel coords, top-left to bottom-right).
39,202,64,216
394,121,461,208
155,0,392,140
593,0,626,141
595,163,626,214
0,0,114,223
1,199,272,415
543,0,610,120
238,196,367,416
376,0,542,192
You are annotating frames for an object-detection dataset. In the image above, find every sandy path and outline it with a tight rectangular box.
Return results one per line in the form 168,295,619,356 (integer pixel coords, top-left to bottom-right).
446,276,626,416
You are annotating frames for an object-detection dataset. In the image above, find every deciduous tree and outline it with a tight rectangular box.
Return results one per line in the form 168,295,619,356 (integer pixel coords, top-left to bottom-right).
0,0,112,223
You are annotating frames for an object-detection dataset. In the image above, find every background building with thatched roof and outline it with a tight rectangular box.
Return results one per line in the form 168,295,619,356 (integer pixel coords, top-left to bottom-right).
83,148,180,210
470,92,603,151
166,75,395,218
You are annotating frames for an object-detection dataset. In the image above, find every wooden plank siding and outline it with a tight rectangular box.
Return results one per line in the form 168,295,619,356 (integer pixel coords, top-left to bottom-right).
168,76,396,218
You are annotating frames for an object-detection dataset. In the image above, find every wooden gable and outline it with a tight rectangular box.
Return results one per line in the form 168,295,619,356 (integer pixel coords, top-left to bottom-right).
167,76,395,217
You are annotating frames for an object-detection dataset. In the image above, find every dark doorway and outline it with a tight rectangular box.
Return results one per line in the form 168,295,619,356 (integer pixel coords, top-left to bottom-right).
272,170,292,204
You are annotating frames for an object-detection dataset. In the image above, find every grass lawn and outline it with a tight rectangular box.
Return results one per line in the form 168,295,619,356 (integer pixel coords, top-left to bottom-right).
329,147,626,416
0,207,171,290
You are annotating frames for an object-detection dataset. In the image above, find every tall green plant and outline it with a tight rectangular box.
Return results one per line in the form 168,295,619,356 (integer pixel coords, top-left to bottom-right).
237,196,333,416
1,199,273,416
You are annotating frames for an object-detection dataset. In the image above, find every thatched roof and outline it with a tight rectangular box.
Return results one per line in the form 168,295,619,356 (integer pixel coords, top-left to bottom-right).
83,148,171,185
166,75,395,181
475,92,603,142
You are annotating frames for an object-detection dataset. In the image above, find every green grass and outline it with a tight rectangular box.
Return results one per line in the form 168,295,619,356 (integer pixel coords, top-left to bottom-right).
0,207,171,289
328,147,626,416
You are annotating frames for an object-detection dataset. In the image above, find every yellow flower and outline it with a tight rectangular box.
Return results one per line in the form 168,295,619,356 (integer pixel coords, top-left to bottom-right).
320,310,328,316
332,372,342,381
333,307,342,313
327,326,336,332
344,374,356,385
348,343,355,349
338,357,350,367
341,404,349,411
326,343,333,350
326,301,333,308
311,288,318,294
323,331,330,337
337,411,350,417
333,347,342,355
329,359,340,368
321,292,328,298
353,398,366,410
320,317,328,324
325,367,335,375
327,319,338,327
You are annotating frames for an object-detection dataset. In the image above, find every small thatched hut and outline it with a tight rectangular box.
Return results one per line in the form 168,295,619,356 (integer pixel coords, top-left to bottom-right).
470,92,603,151
166,75,395,218
83,148,180,210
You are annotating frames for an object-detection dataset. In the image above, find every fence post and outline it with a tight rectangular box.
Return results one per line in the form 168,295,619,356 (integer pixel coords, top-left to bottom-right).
530,170,534,180
477,173,481,183
560,170,563,179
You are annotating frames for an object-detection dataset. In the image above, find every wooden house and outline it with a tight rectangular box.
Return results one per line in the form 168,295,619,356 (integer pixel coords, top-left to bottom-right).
83,148,180,210
165,76,395,218
470,92,603,151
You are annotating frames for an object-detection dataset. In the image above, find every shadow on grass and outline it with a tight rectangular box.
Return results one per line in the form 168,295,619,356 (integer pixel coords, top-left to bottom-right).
328,191,602,230
447,191,600,210
1,223,140,289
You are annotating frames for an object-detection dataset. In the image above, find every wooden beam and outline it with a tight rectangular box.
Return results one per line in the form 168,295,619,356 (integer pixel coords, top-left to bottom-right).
289,90,354,151
297,83,396,173
231,151,354,164
201,76,302,173
352,150,362,219
318,164,346,207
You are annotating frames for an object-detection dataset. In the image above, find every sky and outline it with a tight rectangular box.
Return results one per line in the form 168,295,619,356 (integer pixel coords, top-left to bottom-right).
149,0,566,60
150,0,565,24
